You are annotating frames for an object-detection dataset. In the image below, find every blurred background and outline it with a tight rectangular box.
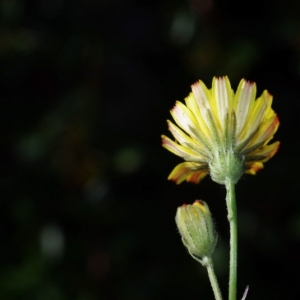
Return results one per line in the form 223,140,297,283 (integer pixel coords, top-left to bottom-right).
1,0,299,299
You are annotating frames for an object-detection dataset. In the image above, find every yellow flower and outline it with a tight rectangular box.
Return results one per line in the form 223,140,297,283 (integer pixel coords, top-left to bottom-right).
161,76,280,185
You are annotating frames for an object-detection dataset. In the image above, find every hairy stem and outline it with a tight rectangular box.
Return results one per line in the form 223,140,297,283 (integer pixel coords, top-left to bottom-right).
225,179,237,300
204,256,223,300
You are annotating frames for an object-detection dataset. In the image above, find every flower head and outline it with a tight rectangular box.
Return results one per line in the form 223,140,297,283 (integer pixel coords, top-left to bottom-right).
162,76,280,185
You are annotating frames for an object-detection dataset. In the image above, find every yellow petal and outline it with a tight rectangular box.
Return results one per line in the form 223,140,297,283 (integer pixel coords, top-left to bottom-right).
167,120,196,145
161,135,208,162
233,79,256,136
184,93,211,138
191,80,215,132
211,76,233,130
170,101,199,138
167,120,211,156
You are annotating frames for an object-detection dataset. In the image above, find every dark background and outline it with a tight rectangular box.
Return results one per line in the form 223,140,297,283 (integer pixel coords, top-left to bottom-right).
1,0,299,299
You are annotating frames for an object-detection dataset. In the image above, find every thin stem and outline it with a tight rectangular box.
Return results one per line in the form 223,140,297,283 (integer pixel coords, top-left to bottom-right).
205,256,223,300
225,179,237,300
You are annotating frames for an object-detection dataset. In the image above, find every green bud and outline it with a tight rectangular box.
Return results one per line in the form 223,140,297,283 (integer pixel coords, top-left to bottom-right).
175,200,218,263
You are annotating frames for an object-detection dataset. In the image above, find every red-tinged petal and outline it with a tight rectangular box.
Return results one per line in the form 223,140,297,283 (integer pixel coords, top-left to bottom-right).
168,162,208,184
250,141,280,162
244,162,264,175
186,171,208,184
255,115,279,146
191,80,212,112
239,115,279,152
239,90,270,142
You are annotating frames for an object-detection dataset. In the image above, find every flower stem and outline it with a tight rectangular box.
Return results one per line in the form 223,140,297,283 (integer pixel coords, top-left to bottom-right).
205,256,223,300
225,178,237,300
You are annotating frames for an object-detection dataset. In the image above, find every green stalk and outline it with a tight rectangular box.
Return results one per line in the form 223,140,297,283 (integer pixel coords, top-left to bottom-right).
225,179,237,300
205,257,223,300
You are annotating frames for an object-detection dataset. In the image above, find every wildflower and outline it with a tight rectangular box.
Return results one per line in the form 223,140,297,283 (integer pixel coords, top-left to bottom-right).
162,76,279,185
175,200,217,262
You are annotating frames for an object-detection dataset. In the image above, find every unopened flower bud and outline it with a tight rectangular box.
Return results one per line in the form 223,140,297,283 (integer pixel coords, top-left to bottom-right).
175,200,217,261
